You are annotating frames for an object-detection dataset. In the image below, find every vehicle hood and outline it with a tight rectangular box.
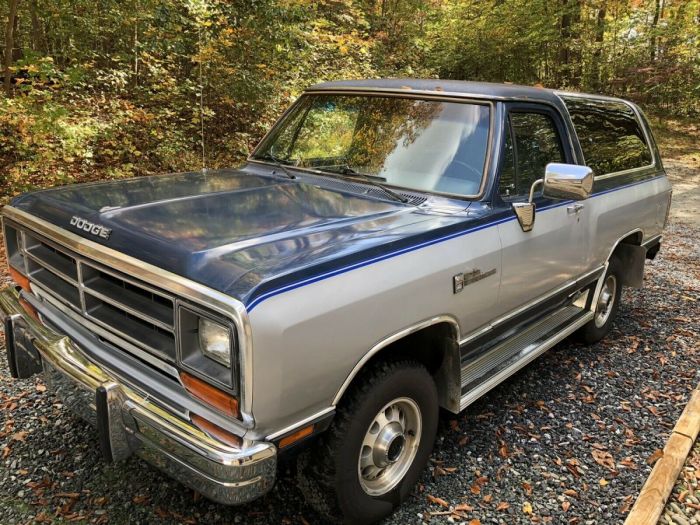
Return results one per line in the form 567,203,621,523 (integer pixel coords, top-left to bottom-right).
10,167,475,306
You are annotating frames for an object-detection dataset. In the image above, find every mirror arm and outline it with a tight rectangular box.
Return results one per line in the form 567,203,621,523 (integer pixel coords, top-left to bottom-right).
528,179,543,203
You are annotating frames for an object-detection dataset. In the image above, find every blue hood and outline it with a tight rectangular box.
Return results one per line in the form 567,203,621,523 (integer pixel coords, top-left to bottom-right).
11,165,480,307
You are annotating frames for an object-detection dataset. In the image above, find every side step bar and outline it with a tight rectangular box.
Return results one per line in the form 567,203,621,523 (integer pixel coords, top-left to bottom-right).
459,305,594,412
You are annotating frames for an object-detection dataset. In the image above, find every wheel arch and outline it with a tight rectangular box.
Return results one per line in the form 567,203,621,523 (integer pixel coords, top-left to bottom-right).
331,316,463,414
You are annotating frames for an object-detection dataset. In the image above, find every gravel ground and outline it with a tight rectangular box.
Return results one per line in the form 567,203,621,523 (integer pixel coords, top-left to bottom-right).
0,219,697,525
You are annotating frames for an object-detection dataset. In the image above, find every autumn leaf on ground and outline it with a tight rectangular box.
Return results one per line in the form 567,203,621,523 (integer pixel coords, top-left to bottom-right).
427,494,449,508
562,500,571,512
647,449,664,465
619,457,638,469
523,501,533,514
10,430,28,442
496,501,509,511
36,383,46,393
591,449,616,471
454,503,474,512
468,520,481,525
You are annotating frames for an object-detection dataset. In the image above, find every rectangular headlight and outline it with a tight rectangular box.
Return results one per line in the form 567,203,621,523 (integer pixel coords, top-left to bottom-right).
199,317,231,367
178,304,237,391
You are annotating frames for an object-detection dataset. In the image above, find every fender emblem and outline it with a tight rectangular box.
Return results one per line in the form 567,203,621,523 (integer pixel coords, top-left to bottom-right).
69,216,112,240
453,268,496,293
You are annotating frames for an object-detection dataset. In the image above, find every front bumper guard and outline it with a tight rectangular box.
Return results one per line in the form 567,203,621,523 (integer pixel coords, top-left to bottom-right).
0,285,276,505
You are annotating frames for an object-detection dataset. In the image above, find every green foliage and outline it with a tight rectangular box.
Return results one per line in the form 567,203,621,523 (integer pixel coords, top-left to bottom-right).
0,0,698,204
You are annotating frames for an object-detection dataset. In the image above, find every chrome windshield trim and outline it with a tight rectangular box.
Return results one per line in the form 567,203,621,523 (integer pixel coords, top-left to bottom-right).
1,206,254,421
248,91,496,201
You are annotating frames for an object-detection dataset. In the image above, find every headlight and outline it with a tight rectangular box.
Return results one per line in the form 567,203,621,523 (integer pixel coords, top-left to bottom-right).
178,305,237,391
198,317,231,367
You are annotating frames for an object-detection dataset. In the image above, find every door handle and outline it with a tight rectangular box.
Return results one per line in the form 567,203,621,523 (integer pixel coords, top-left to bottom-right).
567,203,584,214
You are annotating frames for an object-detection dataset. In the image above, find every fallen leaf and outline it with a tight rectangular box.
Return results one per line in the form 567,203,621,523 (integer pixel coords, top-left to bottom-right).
10,431,28,442
496,501,510,511
454,503,474,512
523,501,533,514
53,492,80,499
562,500,571,512
647,449,664,465
468,520,481,525
591,449,616,471
427,495,449,508
36,384,46,393
599,478,609,486
620,457,638,469
522,481,533,495
483,494,492,503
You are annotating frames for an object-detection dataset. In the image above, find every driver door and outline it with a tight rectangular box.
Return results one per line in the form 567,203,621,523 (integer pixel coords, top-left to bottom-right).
496,104,589,316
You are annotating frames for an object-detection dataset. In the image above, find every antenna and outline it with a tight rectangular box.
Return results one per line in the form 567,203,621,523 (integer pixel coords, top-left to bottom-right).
198,25,206,171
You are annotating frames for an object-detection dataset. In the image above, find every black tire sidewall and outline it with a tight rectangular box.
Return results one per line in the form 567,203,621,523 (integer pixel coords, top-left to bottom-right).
581,257,623,343
333,363,438,524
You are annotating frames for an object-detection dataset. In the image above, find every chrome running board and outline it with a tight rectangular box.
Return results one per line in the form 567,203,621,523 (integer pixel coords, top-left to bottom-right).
459,305,593,412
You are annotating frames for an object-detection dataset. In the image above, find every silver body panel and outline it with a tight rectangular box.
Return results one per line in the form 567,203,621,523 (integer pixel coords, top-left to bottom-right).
249,175,670,439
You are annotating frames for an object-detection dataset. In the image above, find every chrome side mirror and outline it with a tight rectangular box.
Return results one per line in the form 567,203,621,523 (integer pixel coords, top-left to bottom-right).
512,163,594,232
543,163,594,201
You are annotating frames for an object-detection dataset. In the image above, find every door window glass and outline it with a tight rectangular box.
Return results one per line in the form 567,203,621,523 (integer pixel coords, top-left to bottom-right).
499,112,565,199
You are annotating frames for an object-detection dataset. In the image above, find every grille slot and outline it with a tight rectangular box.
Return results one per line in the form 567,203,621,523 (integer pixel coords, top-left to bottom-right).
13,227,177,364
85,295,176,360
82,265,174,329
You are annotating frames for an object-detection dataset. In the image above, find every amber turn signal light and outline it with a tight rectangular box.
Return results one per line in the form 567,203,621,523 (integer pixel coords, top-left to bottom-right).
190,413,242,448
9,266,30,292
180,371,240,418
279,424,314,449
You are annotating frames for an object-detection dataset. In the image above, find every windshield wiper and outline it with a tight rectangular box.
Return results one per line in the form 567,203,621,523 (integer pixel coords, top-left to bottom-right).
316,165,409,204
255,153,297,180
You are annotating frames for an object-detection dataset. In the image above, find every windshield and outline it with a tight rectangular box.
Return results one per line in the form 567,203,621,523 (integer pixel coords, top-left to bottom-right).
252,94,491,197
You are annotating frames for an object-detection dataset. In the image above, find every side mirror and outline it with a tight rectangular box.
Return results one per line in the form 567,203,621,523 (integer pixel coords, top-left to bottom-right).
512,163,594,232
542,163,594,201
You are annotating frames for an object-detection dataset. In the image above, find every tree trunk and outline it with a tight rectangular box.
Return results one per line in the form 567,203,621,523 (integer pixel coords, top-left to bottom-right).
592,6,606,90
29,0,42,53
650,0,663,62
4,0,21,97
558,0,581,87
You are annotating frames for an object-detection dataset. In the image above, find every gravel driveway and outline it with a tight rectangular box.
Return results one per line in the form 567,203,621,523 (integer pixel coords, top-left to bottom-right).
0,219,697,525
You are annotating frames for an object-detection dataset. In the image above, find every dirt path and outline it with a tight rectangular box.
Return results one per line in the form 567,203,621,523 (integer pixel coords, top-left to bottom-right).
651,115,700,225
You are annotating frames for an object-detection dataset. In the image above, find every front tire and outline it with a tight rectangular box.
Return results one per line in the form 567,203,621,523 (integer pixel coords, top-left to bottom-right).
297,360,438,524
578,256,623,344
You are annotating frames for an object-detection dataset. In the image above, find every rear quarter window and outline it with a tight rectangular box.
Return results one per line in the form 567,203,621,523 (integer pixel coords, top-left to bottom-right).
562,96,653,176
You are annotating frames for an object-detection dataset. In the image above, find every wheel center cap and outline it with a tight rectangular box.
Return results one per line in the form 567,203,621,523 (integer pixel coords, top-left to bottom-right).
373,422,405,467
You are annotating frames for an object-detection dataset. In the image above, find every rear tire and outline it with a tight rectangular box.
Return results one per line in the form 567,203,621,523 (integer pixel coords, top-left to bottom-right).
578,256,623,344
297,360,438,524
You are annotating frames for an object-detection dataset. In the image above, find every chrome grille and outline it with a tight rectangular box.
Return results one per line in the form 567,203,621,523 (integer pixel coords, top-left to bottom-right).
13,226,177,363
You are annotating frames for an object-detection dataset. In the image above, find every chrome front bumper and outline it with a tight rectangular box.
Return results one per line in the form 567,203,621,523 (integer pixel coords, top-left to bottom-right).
0,285,276,505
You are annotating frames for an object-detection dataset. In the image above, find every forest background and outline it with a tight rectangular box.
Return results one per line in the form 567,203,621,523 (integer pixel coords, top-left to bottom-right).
1,0,698,203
